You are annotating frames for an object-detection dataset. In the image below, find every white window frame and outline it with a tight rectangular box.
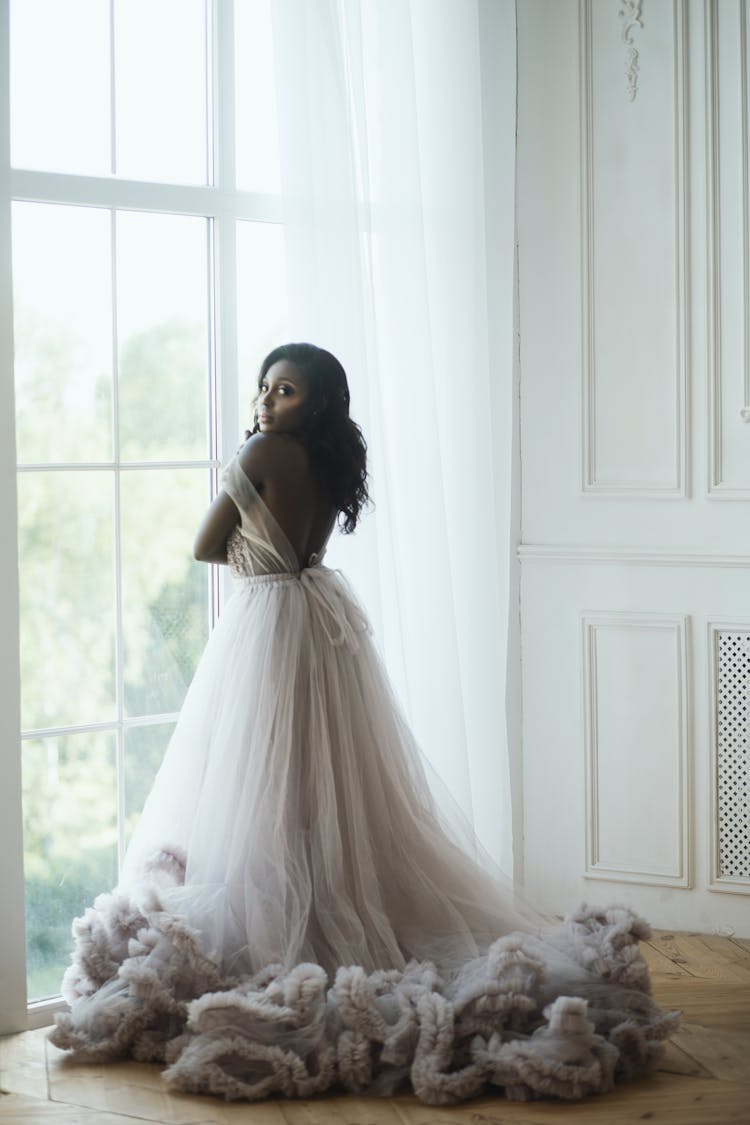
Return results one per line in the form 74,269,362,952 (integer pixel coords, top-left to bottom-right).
0,0,280,1031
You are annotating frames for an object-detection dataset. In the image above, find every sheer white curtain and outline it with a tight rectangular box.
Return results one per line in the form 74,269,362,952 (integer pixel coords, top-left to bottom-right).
269,0,519,872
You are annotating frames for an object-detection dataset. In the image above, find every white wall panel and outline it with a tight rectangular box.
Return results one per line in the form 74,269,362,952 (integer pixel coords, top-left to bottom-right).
520,556,750,936
581,0,687,493
707,0,750,496
518,0,748,554
582,613,689,886
518,0,750,936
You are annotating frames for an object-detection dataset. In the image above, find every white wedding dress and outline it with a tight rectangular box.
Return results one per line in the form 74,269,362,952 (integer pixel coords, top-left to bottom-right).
51,454,678,1104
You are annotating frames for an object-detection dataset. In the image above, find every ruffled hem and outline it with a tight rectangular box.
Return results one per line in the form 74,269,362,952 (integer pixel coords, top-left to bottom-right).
49,853,679,1106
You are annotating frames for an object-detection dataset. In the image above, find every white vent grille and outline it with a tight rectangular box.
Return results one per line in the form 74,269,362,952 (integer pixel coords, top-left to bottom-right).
717,631,750,880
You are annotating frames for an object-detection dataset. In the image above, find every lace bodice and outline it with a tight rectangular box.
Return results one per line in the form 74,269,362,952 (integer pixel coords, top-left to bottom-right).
226,525,259,577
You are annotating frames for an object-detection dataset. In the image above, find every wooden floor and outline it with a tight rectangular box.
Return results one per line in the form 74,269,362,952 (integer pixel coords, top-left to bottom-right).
1,930,749,1124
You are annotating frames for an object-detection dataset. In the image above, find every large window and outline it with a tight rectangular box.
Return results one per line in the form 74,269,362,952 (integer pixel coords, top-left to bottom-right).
7,0,289,1009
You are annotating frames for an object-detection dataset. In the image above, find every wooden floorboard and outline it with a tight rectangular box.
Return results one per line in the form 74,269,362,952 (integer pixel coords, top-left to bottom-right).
1,930,748,1125
0,1025,47,1101
649,931,750,984
652,979,750,1033
641,939,693,980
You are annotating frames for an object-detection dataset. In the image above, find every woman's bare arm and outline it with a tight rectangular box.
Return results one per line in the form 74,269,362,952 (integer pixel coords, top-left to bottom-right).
193,491,239,564
193,431,254,564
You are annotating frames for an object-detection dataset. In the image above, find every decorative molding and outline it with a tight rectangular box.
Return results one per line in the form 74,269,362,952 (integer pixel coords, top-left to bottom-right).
707,0,750,494
582,613,691,887
619,0,645,102
707,620,750,895
579,0,688,496
580,0,598,492
519,544,750,568
743,0,750,425
706,0,722,486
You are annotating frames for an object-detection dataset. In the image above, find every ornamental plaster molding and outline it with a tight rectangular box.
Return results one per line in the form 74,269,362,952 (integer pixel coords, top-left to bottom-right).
619,0,644,101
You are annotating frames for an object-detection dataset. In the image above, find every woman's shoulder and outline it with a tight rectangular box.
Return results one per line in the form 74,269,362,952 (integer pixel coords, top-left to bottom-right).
237,432,310,484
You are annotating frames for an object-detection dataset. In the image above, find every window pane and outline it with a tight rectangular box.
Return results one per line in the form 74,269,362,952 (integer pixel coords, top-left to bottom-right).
10,0,111,175
236,220,289,428
120,469,209,717
17,472,116,731
235,0,281,193
124,722,174,843
116,212,209,462
23,732,117,1002
12,203,113,464
114,0,208,184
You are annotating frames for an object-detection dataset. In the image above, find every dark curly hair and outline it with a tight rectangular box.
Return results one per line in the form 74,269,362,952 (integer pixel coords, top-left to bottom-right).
251,343,370,534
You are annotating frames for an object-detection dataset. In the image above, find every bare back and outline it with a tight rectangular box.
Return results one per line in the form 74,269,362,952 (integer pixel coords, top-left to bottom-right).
239,434,337,568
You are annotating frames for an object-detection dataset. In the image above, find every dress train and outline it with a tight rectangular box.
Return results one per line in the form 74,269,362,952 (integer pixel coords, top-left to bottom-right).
50,455,678,1104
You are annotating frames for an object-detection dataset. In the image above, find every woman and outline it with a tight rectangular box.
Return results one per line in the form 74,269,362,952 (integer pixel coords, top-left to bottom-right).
52,343,677,1105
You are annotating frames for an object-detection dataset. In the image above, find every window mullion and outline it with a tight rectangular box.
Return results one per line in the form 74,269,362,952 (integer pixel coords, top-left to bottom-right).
0,0,28,1034
9,168,283,223
213,0,239,614
111,208,127,873
205,0,214,188
21,714,181,741
16,460,221,472
207,214,221,631
108,0,116,176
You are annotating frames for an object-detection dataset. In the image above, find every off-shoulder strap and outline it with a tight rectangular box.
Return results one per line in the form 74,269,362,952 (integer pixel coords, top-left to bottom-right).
220,454,299,574
221,456,258,515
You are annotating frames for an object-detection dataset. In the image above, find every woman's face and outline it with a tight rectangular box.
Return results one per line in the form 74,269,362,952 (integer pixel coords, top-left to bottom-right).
256,360,314,435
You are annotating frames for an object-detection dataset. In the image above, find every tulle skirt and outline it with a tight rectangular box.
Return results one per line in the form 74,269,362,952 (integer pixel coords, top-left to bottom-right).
120,565,541,975
51,567,679,1104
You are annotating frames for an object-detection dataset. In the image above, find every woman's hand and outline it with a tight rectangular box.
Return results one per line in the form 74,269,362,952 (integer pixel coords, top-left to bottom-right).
235,429,252,454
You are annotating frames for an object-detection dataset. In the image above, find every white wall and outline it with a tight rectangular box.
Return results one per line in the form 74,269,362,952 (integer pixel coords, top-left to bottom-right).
517,0,750,935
